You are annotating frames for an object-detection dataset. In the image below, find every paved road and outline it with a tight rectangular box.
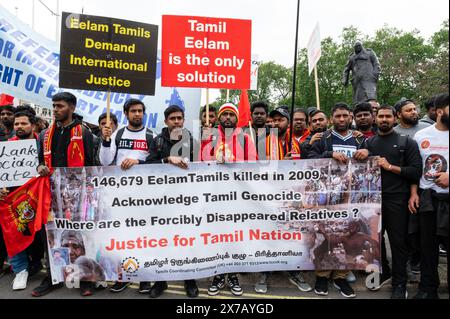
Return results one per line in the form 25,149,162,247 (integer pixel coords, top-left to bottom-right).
1,259,447,299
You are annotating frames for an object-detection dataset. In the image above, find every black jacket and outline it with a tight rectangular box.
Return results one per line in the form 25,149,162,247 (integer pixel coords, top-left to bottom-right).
38,114,94,168
300,133,315,158
146,127,194,163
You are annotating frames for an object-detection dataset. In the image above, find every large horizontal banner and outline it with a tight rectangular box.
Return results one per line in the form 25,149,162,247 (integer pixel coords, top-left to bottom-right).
59,12,158,95
162,15,252,89
46,159,381,284
0,5,201,132
0,139,39,188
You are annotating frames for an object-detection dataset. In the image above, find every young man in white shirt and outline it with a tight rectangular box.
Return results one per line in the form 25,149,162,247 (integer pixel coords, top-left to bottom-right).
100,98,154,170
411,93,449,299
100,98,155,294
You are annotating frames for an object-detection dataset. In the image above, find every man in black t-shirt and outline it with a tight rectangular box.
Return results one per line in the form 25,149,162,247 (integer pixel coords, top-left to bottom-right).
365,105,422,299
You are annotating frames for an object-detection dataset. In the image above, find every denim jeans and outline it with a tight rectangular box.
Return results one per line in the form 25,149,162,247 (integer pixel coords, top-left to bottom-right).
9,251,29,274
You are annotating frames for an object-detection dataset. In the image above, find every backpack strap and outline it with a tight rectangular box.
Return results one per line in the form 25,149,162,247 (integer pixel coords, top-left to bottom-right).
145,128,155,148
112,127,126,164
323,129,333,152
397,134,408,166
154,134,164,154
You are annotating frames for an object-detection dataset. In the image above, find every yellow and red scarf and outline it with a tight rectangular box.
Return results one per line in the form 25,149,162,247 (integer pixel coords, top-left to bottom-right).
266,129,301,160
295,129,311,144
43,124,85,169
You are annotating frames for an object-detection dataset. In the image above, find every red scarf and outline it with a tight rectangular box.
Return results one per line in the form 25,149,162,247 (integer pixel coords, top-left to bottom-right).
200,127,257,162
266,129,301,160
295,129,311,144
43,124,85,169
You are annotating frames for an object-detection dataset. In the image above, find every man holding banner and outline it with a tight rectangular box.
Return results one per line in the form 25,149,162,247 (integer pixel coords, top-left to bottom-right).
200,103,257,164
146,105,198,298
0,111,44,290
32,92,95,297
201,103,256,296
100,98,155,170
255,106,312,294
308,103,370,298
100,98,155,294
365,105,422,299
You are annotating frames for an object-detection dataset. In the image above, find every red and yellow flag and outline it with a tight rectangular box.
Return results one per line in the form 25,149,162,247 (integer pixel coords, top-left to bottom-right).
0,177,51,257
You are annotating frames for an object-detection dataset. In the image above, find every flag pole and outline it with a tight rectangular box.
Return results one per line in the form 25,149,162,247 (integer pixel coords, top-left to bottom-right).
314,66,321,110
289,0,301,148
106,90,111,142
206,89,210,127
55,0,60,42
32,0,35,30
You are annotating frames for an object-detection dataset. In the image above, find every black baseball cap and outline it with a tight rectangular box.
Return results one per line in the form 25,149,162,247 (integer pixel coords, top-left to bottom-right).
394,98,415,113
307,106,318,117
270,107,291,121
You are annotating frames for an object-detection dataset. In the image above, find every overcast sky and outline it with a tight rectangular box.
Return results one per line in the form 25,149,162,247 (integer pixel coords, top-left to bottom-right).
2,0,448,66
1,0,448,103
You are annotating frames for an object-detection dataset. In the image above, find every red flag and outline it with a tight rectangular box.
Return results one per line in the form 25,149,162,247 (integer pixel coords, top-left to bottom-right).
0,177,51,257
237,89,251,128
0,94,14,106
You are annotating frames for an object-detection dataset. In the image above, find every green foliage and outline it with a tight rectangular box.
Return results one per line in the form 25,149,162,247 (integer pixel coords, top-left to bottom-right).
214,21,449,115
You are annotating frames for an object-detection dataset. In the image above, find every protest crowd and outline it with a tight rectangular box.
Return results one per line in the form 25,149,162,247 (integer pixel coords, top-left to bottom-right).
0,91,448,300
0,2,448,301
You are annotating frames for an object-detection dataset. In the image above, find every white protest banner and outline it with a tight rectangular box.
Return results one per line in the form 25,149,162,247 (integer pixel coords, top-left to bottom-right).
46,159,381,283
0,140,38,188
307,23,321,76
0,5,201,133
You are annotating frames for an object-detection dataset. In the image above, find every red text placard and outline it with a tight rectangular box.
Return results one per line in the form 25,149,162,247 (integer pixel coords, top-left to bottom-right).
162,15,252,89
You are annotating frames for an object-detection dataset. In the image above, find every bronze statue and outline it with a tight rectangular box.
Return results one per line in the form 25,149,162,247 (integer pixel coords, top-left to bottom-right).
343,41,381,104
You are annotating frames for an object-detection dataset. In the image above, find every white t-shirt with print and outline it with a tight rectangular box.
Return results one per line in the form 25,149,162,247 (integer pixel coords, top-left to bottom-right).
414,125,449,193
99,127,150,166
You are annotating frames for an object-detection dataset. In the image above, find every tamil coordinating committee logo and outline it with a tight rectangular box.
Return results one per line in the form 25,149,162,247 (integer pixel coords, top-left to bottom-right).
122,257,140,274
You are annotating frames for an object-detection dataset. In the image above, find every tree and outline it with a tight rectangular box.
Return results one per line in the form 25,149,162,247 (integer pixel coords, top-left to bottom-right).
415,19,449,101
214,21,449,115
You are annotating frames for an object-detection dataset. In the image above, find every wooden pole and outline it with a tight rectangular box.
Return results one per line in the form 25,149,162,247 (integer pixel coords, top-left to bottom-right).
248,121,255,143
226,89,230,102
314,66,321,110
106,90,111,141
206,89,210,127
